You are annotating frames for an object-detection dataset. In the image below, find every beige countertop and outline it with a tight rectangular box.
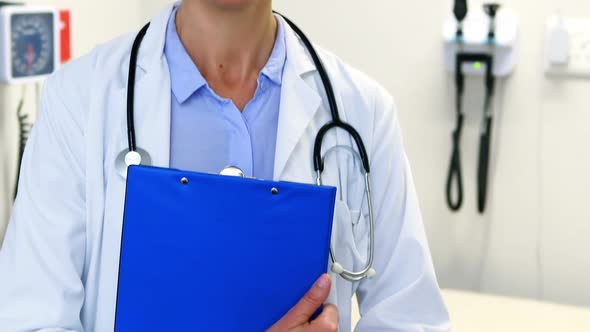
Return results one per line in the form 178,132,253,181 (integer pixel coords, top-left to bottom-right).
351,290,590,331
443,290,590,332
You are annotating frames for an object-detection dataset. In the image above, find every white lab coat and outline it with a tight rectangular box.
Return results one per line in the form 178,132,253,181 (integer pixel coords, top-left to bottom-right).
0,5,449,332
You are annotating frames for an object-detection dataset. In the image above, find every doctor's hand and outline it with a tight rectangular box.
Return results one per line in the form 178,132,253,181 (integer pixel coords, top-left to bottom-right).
267,274,339,332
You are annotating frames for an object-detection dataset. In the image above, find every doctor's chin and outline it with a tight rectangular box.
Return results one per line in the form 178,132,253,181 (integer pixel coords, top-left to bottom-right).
0,1,589,332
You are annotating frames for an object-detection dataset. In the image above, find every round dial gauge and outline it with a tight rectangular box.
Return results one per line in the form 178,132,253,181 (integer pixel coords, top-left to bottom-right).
10,13,55,79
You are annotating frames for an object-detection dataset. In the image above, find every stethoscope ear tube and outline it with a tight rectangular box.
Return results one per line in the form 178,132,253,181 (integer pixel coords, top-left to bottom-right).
275,11,371,175
275,11,340,124
126,23,150,154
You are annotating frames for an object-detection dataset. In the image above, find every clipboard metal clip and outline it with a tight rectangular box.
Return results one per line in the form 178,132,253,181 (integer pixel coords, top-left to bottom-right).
220,166,245,178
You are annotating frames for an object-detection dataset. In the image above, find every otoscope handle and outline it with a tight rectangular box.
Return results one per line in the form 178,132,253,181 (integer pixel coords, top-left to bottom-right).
483,3,501,19
484,3,501,40
454,0,468,37
477,117,493,214
454,0,468,23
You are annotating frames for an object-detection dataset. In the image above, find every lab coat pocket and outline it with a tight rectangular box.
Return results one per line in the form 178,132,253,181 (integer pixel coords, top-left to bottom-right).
351,209,369,266
332,200,367,273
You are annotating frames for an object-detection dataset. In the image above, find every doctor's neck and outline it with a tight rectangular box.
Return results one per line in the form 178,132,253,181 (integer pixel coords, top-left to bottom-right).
176,0,276,86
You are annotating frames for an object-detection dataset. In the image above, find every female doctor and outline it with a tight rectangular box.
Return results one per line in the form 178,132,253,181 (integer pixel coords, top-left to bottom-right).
0,0,449,331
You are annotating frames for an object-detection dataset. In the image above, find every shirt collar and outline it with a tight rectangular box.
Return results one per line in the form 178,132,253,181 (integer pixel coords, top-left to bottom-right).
260,15,286,85
164,7,287,104
164,7,207,103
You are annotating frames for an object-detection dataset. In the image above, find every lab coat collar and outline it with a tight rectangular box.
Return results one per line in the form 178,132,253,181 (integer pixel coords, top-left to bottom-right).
276,15,317,77
137,4,173,73
128,4,175,169
273,15,322,179
129,4,323,177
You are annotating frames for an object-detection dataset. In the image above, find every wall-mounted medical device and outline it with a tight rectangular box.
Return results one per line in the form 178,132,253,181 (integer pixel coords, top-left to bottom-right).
0,4,60,84
0,3,70,199
545,16,590,78
444,2,518,214
443,1,519,77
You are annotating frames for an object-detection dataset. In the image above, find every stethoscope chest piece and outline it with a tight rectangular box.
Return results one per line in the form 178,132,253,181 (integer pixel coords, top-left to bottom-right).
125,151,142,166
115,148,152,178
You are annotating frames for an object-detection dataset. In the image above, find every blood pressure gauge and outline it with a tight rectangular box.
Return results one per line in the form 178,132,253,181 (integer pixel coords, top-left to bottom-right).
0,6,59,84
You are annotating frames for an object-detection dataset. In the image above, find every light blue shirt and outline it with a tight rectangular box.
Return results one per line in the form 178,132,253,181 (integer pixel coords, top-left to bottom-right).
165,7,286,180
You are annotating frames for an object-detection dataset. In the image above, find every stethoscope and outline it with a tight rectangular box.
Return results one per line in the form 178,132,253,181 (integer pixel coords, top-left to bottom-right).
123,13,376,282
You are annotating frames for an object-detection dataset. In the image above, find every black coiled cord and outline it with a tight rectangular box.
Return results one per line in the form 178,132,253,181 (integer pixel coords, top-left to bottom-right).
446,89,465,211
446,53,495,213
477,87,495,213
14,86,32,199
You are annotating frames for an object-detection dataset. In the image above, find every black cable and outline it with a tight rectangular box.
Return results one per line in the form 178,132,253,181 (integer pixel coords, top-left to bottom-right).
475,3,500,214
14,86,30,199
477,64,496,214
477,115,493,213
451,0,469,199
447,53,494,213
0,2,24,7
446,82,465,212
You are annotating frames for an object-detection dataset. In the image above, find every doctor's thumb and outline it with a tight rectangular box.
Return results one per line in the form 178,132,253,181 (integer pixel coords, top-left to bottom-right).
268,274,332,331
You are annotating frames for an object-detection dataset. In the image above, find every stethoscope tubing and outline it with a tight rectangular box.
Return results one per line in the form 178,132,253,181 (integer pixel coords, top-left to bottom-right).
126,23,150,154
125,13,376,282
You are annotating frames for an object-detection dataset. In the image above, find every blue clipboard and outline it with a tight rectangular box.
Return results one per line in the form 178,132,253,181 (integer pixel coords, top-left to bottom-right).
114,166,337,331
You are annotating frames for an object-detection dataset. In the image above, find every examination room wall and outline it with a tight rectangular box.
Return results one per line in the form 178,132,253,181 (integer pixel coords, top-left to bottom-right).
136,0,590,308
0,0,145,245
0,0,589,311
269,0,590,308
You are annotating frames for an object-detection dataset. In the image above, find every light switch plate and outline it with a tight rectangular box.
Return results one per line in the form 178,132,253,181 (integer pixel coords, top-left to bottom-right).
545,16,590,78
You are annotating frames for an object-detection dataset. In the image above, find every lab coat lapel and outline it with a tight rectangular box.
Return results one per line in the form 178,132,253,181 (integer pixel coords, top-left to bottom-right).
274,17,322,179
120,9,323,174
131,5,174,168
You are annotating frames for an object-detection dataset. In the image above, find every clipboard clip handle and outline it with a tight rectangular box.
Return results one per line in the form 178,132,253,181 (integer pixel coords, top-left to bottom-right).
220,166,245,178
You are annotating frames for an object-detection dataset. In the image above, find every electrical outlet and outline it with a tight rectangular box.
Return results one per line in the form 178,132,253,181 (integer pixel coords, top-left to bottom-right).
546,16,590,78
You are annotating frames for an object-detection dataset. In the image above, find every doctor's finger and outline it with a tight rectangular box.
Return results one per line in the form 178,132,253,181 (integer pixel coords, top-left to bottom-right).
294,274,332,321
277,274,332,329
309,304,339,332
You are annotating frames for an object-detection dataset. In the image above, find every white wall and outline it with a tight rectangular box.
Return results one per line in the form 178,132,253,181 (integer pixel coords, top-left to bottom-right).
141,0,175,21
141,0,590,307
2,0,590,309
0,0,146,245
270,0,590,307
